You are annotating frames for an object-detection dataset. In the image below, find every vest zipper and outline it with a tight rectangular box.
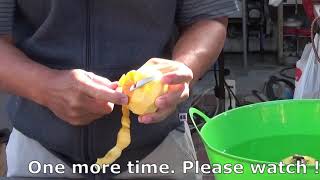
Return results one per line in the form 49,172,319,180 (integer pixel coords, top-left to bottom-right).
83,0,91,163
86,0,91,69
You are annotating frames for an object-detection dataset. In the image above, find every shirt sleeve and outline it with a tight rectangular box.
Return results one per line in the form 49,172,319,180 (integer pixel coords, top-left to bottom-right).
176,0,240,26
0,0,15,35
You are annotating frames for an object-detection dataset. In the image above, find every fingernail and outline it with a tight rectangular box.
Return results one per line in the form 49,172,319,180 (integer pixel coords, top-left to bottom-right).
121,96,128,104
138,116,142,122
109,82,119,89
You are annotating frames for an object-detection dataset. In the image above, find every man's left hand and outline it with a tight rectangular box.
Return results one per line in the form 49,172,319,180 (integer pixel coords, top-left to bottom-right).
138,58,193,124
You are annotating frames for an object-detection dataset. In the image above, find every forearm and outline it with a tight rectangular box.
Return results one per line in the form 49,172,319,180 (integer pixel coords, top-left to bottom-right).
0,37,53,105
173,17,228,85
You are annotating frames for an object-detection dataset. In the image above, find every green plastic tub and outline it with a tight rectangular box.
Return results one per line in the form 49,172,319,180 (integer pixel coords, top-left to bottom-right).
189,100,320,180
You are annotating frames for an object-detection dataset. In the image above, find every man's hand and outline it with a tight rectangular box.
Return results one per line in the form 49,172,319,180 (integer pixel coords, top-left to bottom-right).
40,69,128,126
138,58,193,124
0,37,128,126
137,18,228,124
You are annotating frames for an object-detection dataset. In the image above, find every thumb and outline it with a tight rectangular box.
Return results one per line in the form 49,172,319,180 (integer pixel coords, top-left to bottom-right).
161,70,193,85
81,73,128,105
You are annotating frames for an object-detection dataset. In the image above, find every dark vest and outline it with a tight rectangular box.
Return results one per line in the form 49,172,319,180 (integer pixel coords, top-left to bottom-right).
8,0,181,178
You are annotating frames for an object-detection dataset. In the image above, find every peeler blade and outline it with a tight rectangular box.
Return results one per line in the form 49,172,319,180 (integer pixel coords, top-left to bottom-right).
129,76,157,91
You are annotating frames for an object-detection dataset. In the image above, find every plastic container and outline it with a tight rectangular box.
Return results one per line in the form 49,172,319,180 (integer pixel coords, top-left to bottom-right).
189,100,320,180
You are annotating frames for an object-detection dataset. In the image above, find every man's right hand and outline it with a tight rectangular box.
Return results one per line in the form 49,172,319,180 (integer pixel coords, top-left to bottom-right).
38,69,128,126
0,38,128,126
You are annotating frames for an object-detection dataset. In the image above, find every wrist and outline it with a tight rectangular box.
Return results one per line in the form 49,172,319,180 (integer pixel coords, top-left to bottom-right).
27,67,57,106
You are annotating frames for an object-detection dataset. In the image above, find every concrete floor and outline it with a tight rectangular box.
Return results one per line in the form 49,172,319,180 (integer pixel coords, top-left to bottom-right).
224,53,295,97
192,53,295,102
192,52,296,99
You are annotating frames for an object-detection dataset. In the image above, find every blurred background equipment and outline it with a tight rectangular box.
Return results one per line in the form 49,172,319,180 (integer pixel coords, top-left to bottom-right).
188,0,320,120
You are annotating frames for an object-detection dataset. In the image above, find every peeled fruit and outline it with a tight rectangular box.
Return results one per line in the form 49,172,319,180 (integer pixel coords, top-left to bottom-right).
118,67,168,115
95,66,168,166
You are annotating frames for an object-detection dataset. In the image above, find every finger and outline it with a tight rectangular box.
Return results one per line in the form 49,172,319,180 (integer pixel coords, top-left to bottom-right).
155,84,187,109
79,79,128,105
138,107,176,124
81,96,114,115
141,58,179,73
106,81,119,90
86,72,111,84
161,70,193,85
86,72,118,89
